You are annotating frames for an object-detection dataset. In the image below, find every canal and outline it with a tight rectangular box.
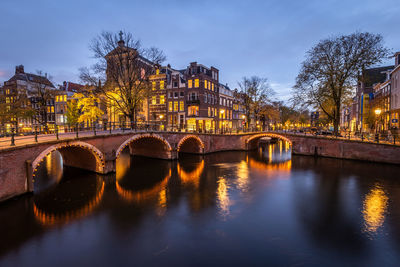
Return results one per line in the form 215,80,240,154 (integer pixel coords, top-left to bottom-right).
1,141,400,266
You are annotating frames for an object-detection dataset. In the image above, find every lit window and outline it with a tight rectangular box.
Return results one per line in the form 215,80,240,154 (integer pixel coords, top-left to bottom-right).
64,95,67,102
208,81,211,89
204,80,208,89
195,79,199,88
212,83,214,91
180,101,184,111
168,101,173,111
208,107,211,117
188,80,192,88
152,81,156,90
174,101,178,111
152,96,156,105
160,81,164,89
51,106,54,113
160,95,165,104
156,69,160,75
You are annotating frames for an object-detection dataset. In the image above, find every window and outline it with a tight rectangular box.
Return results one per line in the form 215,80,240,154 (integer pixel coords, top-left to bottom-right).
160,95,165,104
204,94,207,103
156,69,160,75
174,92,178,98
188,80,193,88
169,101,173,111
64,95,67,102
204,80,208,89
160,81,165,89
152,81,156,90
208,81,211,90
208,107,211,117
169,92,173,98
211,83,214,91
180,101,184,111
152,96,156,105
174,101,178,111
195,79,199,88
188,106,199,116
180,91,184,97
173,81,178,88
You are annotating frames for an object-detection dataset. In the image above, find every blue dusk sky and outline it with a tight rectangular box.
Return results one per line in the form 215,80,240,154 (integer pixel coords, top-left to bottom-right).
0,0,399,101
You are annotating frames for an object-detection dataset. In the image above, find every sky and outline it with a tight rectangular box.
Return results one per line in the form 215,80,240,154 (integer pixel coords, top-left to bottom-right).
0,0,399,101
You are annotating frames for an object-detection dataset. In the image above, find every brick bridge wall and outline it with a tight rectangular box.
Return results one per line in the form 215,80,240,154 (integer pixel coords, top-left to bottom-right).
1,132,400,202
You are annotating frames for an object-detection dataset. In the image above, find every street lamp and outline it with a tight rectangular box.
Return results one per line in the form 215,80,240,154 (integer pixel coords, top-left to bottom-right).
374,108,382,142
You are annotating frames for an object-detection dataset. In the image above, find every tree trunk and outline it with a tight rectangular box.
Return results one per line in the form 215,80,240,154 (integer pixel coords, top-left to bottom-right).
334,104,340,136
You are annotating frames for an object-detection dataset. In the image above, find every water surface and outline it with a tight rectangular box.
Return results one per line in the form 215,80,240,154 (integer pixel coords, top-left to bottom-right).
1,142,400,266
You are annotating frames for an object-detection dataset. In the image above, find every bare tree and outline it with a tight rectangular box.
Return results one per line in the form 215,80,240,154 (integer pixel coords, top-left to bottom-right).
80,31,166,128
30,71,56,132
238,76,275,129
292,32,390,135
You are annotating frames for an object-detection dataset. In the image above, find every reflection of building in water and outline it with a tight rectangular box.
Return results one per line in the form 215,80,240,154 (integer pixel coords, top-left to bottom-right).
116,170,171,203
177,160,205,188
217,177,231,219
363,184,388,233
33,181,105,226
258,141,291,164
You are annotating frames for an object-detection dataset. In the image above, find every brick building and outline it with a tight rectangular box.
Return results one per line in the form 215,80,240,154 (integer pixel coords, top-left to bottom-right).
0,65,56,133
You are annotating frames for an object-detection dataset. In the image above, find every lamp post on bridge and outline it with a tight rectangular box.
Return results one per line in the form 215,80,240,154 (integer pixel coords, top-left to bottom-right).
375,108,382,143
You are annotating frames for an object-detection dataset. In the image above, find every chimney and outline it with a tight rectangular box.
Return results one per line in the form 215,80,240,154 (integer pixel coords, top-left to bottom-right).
15,65,24,74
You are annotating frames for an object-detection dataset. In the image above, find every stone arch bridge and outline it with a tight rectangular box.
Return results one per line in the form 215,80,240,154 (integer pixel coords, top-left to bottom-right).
1,131,400,202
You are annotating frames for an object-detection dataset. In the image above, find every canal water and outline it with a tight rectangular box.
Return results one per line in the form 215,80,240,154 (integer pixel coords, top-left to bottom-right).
1,141,400,266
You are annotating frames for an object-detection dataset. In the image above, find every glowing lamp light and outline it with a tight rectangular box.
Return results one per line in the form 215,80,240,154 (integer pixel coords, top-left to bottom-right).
159,115,164,120
220,109,225,114
374,108,382,116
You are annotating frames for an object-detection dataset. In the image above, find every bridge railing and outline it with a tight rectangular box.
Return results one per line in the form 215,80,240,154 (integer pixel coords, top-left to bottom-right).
0,122,264,149
274,130,400,146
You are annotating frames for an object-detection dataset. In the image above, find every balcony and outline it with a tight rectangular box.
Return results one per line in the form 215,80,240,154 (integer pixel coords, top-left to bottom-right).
186,98,200,105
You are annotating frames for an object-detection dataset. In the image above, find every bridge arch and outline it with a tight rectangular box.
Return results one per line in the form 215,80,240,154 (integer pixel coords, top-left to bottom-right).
116,133,173,159
32,141,106,177
246,133,292,150
177,135,205,154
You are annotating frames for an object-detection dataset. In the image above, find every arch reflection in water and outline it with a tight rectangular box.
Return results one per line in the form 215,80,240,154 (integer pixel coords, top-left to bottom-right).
115,149,172,206
363,183,389,233
177,156,205,188
33,172,105,226
248,142,292,178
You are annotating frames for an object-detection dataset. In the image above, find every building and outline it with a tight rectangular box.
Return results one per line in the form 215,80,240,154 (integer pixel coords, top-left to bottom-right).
354,65,394,132
390,52,400,129
1,65,56,133
183,62,220,132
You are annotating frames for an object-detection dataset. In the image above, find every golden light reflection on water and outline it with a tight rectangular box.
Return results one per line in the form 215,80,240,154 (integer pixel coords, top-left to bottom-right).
217,177,231,219
33,181,105,226
362,184,388,233
177,160,204,188
116,152,131,181
236,160,249,192
45,152,63,184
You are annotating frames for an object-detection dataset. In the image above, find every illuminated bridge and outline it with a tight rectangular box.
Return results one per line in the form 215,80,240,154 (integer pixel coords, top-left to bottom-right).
1,131,400,202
